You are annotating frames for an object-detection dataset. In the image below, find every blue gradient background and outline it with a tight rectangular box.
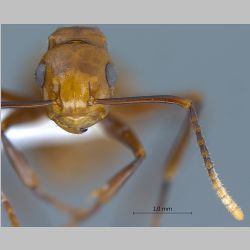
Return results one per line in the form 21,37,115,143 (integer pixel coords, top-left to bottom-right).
1,25,250,226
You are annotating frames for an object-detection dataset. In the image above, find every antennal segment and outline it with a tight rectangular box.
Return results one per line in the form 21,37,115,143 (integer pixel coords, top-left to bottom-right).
189,106,244,221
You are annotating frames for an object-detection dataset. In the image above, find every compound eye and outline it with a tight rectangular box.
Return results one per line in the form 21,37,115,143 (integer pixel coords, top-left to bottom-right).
35,63,46,87
105,63,117,87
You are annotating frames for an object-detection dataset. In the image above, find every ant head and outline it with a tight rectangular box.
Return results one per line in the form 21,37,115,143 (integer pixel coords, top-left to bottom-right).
34,32,118,134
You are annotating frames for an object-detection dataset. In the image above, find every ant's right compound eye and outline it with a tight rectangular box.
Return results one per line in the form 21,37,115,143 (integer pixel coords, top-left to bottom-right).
105,63,117,88
35,63,46,88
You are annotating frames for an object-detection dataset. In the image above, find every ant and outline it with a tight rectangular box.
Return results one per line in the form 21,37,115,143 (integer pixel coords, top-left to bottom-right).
1,26,244,226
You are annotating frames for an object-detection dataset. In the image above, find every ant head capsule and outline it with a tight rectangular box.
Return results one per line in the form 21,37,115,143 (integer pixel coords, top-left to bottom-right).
40,27,115,134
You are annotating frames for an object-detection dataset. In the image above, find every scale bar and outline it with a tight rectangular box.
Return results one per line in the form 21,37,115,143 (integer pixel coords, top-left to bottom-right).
133,211,192,215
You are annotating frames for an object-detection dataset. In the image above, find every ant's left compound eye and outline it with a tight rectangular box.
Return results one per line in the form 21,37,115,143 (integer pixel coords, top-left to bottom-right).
105,63,117,87
35,63,46,88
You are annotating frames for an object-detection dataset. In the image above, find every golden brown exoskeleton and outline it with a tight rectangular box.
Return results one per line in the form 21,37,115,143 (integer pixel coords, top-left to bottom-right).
40,27,113,134
1,26,244,227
